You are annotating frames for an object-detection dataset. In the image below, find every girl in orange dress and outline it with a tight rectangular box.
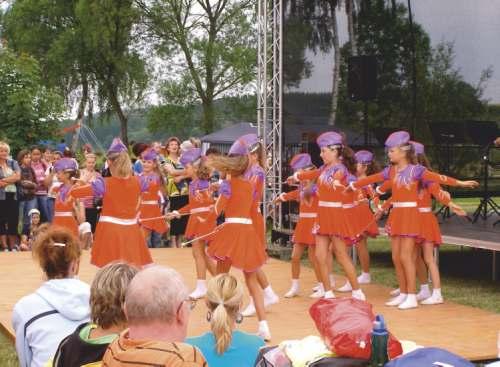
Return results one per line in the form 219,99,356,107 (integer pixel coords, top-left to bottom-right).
337,150,380,292
138,148,168,241
349,131,478,309
169,148,216,299
52,158,83,237
206,138,271,341
275,153,322,298
378,141,467,306
70,138,153,268
288,132,366,301
238,134,279,317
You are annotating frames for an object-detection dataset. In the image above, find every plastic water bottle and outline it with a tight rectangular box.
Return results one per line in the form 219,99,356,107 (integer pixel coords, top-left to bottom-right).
370,314,389,367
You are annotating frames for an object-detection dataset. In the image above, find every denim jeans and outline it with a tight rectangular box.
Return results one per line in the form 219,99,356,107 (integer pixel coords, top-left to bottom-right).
148,231,163,248
36,195,51,223
19,198,38,235
46,197,55,223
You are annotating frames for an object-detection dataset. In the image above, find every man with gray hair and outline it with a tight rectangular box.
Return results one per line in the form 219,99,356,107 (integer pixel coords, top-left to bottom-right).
102,266,207,366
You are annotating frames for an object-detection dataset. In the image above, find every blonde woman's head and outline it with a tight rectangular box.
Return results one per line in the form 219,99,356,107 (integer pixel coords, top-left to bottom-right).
107,151,132,178
90,262,139,329
206,274,244,355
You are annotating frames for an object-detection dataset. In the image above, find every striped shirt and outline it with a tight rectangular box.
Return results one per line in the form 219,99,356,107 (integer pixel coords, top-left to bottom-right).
102,330,207,367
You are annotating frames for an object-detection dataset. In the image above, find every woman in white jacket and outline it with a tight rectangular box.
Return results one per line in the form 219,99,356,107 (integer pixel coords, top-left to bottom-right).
12,226,90,367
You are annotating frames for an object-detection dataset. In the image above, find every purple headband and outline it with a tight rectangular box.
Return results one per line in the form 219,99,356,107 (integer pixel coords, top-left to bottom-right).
142,148,158,161
107,137,127,154
180,148,202,166
290,153,312,171
54,158,77,172
410,140,424,155
317,131,343,148
238,133,260,153
354,150,374,164
385,131,410,149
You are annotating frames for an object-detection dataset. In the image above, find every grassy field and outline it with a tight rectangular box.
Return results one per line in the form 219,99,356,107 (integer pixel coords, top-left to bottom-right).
1,232,498,365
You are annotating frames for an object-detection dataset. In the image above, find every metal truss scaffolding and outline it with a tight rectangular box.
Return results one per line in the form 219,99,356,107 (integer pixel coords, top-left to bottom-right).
257,0,283,232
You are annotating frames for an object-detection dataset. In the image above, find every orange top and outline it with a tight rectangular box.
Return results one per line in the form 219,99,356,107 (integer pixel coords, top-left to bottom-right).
179,179,214,214
353,164,458,203
281,183,319,214
296,163,349,202
212,177,253,219
71,176,142,219
139,173,162,203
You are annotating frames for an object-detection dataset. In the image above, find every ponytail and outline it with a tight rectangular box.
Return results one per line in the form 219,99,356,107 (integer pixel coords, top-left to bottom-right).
107,151,132,178
206,274,244,355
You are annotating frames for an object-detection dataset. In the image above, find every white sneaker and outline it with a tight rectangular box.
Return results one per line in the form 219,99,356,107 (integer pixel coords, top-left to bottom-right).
352,289,366,301
189,287,207,300
324,290,335,299
357,272,371,284
416,288,431,301
398,294,418,310
284,287,299,298
312,284,320,292
309,289,325,298
242,293,280,317
257,323,272,341
337,282,353,292
390,288,401,297
420,293,444,305
385,293,407,307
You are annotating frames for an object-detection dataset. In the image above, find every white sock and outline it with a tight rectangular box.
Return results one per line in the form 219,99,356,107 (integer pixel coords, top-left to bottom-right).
291,279,299,286
352,289,364,297
263,286,275,298
432,288,442,298
420,283,429,292
361,272,370,277
258,320,269,329
319,283,325,292
329,274,336,286
400,293,408,299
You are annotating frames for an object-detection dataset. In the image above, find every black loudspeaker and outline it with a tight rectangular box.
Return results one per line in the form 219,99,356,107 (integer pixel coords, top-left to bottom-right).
348,55,377,101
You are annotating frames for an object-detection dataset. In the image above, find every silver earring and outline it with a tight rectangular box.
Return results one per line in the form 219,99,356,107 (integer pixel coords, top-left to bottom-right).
235,313,243,324
206,311,212,322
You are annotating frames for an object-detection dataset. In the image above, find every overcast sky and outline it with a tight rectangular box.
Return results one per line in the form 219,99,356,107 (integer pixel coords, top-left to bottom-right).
290,0,500,104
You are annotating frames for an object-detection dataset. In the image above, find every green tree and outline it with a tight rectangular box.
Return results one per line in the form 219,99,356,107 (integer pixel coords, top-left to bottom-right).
137,0,256,133
0,49,64,152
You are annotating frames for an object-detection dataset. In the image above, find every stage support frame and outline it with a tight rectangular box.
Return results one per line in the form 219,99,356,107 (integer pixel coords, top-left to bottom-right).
257,0,283,232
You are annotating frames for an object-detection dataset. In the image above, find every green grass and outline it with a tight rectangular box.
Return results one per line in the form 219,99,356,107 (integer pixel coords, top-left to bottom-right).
0,333,18,367
453,196,500,212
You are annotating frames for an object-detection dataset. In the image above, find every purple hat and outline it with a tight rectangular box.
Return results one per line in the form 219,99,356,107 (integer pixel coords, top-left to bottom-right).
180,148,202,166
354,150,374,164
54,158,78,172
385,131,410,148
238,134,260,153
228,138,249,156
316,131,343,148
410,140,424,155
141,148,158,161
107,137,127,154
290,153,312,171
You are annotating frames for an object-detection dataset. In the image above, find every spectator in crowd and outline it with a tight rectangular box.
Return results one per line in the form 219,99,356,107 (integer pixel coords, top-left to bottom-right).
186,274,265,367
42,147,53,166
102,266,206,367
12,227,90,367
163,137,189,248
19,209,42,251
0,141,21,251
30,146,50,223
79,153,101,233
52,262,138,366
56,139,67,155
132,142,149,175
17,149,38,237
44,150,64,224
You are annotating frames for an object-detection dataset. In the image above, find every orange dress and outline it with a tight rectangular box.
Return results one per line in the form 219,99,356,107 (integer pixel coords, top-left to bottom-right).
207,177,267,272
245,164,266,247
340,174,362,246
296,163,350,238
353,165,458,238
379,179,450,246
139,173,168,234
178,179,216,241
71,176,152,268
52,184,79,237
354,184,379,239
280,183,318,246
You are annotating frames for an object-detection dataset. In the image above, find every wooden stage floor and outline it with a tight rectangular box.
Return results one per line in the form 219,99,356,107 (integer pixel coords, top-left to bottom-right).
1,249,499,361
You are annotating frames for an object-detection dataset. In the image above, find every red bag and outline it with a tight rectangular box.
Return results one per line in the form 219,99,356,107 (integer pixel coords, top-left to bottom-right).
309,298,403,360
